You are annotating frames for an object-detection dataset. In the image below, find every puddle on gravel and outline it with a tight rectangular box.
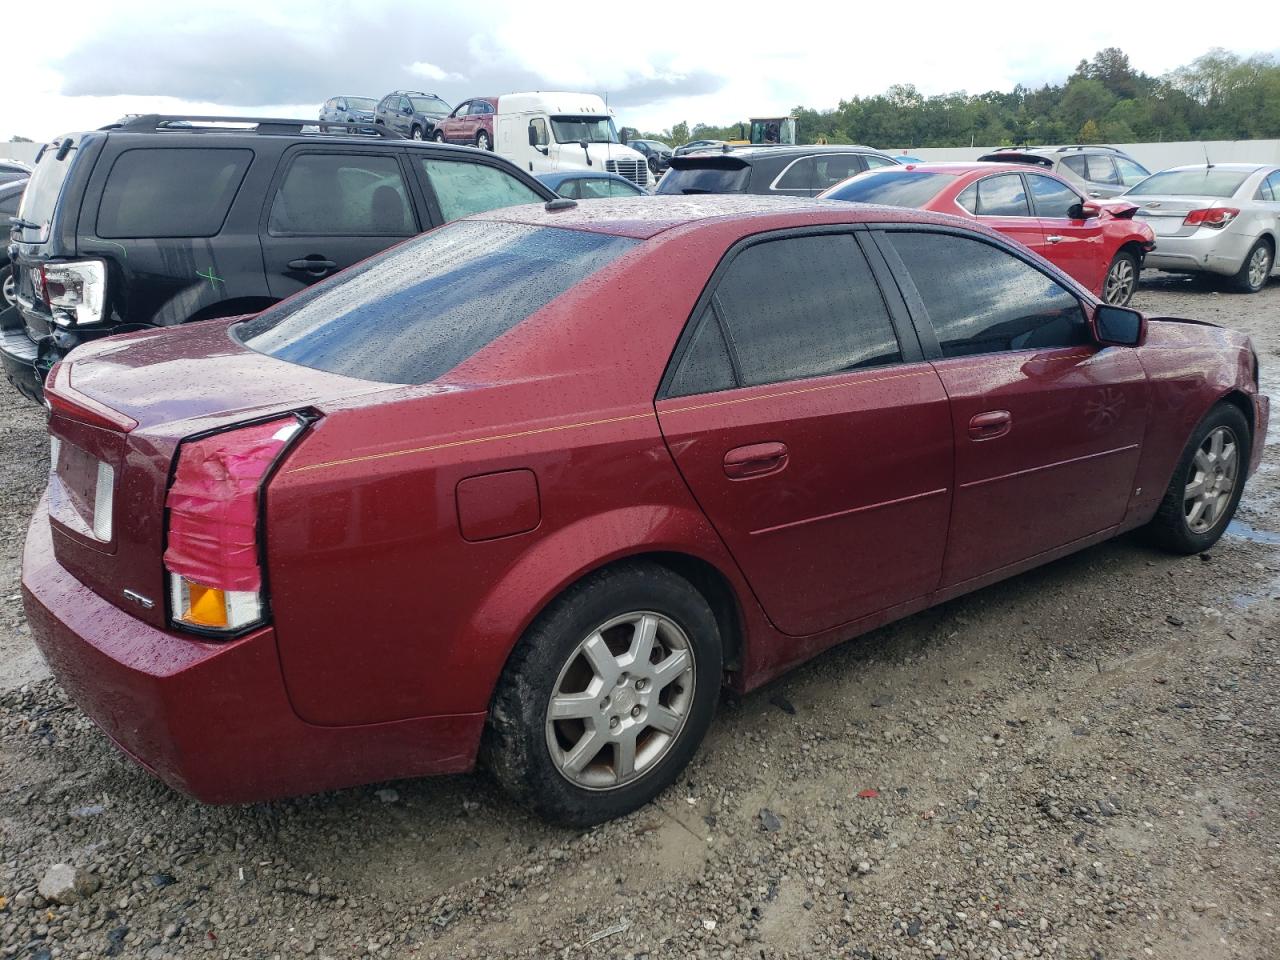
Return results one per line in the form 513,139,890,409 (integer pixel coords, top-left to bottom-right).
1224,519,1280,545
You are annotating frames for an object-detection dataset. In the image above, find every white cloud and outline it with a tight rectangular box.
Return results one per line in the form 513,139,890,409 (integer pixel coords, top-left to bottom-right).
406,61,467,83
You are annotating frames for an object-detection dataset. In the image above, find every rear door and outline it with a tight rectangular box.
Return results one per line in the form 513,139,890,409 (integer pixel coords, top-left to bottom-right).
655,229,953,637
259,146,421,298
874,227,1148,587
1026,172,1106,293
956,172,1045,253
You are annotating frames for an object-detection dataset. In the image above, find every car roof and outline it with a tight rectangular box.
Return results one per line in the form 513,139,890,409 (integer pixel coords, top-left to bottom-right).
468,194,975,240
884,161,1053,176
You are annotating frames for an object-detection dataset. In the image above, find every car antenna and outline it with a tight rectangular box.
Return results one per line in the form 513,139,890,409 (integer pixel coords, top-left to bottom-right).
1204,143,1213,169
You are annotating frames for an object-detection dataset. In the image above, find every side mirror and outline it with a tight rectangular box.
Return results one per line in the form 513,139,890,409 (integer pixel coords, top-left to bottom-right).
1067,201,1101,220
528,123,538,147
1094,304,1145,347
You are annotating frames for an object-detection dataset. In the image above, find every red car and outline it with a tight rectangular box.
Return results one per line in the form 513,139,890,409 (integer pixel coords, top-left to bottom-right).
819,162,1156,306
24,197,1267,825
432,96,497,150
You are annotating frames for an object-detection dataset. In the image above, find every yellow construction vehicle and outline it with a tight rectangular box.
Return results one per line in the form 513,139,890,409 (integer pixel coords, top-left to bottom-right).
727,116,797,147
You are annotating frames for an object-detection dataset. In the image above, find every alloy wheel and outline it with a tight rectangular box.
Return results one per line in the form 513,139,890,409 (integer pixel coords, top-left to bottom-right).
412,128,423,140
1248,245,1272,290
1104,257,1136,305
1184,425,1239,534
1,271,14,309
477,132,489,150
545,611,695,790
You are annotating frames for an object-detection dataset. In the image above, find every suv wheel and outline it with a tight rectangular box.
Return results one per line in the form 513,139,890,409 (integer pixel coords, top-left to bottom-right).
0,264,14,310
485,563,722,826
1102,250,1139,306
433,130,445,143
476,130,491,151
411,126,424,141
1227,239,1273,294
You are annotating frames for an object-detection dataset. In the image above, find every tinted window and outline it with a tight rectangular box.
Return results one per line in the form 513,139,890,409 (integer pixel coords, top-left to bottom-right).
1061,155,1088,178
420,159,544,221
667,307,737,397
1113,157,1149,186
268,153,411,236
238,222,635,384
656,163,749,195
1262,171,1280,200
775,154,866,191
97,148,251,239
713,234,901,386
1086,155,1120,185
1027,174,1080,219
1127,168,1252,198
956,183,977,213
886,231,1088,357
975,174,1029,216
821,170,955,206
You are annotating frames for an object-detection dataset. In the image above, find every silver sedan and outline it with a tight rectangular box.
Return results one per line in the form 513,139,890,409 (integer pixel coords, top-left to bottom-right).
1123,163,1280,293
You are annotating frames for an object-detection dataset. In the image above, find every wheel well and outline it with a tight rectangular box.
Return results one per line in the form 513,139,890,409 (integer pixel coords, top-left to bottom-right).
642,552,745,673
1119,240,1146,261
1220,390,1255,437
186,297,279,324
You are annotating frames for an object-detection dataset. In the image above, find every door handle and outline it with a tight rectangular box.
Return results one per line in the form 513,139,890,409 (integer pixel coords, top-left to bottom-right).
287,257,338,272
1045,234,1064,244
968,410,1012,441
723,442,789,479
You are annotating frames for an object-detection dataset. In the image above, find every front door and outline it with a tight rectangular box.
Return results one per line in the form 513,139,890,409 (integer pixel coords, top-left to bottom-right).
259,147,421,299
1025,172,1107,294
875,228,1149,587
655,230,953,637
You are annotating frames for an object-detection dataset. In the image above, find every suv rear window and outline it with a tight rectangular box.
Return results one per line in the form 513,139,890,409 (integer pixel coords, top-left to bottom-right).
97,148,252,238
821,170,955,206
657,160,749,195
237,222,636,384
16,140,77,239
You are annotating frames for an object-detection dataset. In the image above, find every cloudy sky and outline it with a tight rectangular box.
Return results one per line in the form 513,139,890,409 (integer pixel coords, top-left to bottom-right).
5,0,1276,142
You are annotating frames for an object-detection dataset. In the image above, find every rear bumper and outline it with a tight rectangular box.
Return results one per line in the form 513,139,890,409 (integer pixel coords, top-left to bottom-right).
22,498,485,803
0,305,46,404
1141,227,1255,277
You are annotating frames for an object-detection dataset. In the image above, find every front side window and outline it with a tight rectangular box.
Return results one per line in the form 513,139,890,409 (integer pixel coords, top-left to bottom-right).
419,158,544,221
451,101,470,118
1027,174,1081,219
1113,156,1150,186
550,116,619,144
268,153,412,236
886,231,1088,358
238,222,636,384
98,148,252,239
711,233,902,387
1086,155,1120,185
975,174,1030,217
529,118,549,147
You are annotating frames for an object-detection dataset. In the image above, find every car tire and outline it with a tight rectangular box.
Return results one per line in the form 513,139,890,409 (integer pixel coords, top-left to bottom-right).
476,131,491,151
411,126,424,141
1225,239,1273,294
433,130,445,143
484,562,723,826
0,263,14,310
1102,250,1139,306
1145,402,1251,554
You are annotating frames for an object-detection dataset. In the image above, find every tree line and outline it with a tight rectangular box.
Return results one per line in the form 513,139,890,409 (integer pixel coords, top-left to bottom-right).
641,48,1280,149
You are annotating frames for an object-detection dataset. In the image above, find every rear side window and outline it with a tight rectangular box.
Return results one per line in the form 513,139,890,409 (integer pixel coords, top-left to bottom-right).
1027,174,1080,218
656,163,749,195
975,175,1029,216
712,234,901,386
1061,155,1088,179
269,153,412,236
1086,155,1120,185
237,222,635,384
419,158,544,221
885,231,1088,358
775,154,866,192
97,148,251,239
667,307,737,397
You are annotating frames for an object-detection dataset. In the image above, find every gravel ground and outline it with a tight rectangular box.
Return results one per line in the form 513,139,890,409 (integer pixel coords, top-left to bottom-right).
2,274,1279,960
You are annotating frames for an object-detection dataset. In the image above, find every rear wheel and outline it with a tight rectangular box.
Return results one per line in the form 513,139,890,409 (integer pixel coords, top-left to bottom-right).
485,563,722,826
1226,239,1273,293
0,264,14,310
476,130,491,151
1146,402,1250,554
1102,250,1139,306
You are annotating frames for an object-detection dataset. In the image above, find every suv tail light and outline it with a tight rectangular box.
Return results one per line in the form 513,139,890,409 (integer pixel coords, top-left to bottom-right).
40,260,106,326
164,415,306,635
1183,207,1239,229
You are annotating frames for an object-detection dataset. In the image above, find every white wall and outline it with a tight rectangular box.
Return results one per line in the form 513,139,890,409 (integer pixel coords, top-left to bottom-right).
896,139,1280,172
2,141,43,165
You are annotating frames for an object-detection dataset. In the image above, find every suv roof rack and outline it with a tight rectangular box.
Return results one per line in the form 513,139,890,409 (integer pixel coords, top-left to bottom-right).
388,90,440,98
1052,144,1125,154
102,115,405,139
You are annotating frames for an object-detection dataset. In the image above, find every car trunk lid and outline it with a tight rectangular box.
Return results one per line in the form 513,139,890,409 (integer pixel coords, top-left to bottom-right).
1128,195,1214,237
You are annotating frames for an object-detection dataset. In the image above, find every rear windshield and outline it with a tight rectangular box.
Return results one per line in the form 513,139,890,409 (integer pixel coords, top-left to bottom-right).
657,163,749,195
820,170,955,206
237,221,636,384
16,139,77,240
1125,168,1251,198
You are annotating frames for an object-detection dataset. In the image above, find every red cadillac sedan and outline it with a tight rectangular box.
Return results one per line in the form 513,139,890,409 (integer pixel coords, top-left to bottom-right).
819,163,1156,306
24,196,1267,825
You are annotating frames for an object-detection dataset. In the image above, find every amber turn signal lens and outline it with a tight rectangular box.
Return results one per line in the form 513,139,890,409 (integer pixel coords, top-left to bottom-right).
184,582,229,628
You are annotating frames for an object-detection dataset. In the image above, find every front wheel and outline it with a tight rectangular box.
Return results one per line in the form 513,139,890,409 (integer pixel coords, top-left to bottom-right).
433,130,445,143
1146,402,1251,554
1102,250,1139,306
411,126,424,141
1226,239,1273,294
485,563,722,826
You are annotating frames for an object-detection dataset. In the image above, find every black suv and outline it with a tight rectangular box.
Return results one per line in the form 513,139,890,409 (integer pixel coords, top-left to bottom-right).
3,114,554,402
657,144,899,198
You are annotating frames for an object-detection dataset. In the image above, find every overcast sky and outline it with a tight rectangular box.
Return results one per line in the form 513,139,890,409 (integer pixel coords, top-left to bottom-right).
5,0,1276,143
